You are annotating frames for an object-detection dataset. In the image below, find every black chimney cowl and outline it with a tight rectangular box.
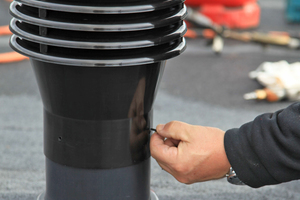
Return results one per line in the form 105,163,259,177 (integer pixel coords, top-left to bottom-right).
9,0,187,199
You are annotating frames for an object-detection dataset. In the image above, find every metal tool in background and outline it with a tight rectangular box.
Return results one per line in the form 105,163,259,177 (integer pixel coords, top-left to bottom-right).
185,7,300,53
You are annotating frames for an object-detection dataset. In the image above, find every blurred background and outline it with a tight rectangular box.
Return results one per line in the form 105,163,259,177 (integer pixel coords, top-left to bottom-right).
1,0,300,199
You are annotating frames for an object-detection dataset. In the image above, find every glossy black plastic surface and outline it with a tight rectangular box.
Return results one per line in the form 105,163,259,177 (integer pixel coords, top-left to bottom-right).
15,0,184,14
44,109,152,168
32,59,165,168
18,36,181,58
10,2,187,31
12,20,183,42
16,3,182,23
32,60,165,120
10,35,186,66
10,19,186,49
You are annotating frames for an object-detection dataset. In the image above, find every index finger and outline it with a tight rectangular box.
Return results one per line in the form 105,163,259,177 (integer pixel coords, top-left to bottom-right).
156,121,191,142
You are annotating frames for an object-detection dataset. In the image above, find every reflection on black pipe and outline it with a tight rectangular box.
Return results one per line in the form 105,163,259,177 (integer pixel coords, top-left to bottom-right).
128,77,150,164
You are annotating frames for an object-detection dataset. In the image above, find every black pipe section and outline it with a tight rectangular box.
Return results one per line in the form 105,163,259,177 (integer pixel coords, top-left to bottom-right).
32,60,162,169
43,158,151,200
9,0,186,199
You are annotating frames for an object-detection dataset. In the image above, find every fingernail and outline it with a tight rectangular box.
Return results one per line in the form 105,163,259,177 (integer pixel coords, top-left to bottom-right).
156,124,165,132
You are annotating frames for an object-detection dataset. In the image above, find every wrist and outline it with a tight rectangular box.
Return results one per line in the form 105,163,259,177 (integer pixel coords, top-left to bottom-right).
209,128,231,180
220,132,231,177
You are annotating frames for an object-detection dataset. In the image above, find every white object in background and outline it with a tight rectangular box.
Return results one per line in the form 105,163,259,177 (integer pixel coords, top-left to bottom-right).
246,60,300,101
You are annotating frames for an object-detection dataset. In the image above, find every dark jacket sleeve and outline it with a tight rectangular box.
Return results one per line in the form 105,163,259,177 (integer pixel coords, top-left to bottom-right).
224,102,300,188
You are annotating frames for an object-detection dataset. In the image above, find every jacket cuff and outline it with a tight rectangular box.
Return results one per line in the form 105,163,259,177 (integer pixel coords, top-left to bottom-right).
224,127,279,188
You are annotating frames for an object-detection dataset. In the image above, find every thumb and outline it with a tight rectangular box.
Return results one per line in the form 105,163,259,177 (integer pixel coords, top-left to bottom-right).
156,121,190,142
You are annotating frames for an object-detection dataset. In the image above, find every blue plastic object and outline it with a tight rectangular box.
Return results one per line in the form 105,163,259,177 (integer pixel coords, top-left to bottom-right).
286,0,300,22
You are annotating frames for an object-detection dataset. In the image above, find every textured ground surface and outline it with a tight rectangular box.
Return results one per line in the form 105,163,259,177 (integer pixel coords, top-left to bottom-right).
1,0,300,199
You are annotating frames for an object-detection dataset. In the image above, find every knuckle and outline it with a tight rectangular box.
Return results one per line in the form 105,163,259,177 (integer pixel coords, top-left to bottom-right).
166,121,180,131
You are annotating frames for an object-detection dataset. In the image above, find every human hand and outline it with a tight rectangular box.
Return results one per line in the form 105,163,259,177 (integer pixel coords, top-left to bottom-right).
150,121,231,184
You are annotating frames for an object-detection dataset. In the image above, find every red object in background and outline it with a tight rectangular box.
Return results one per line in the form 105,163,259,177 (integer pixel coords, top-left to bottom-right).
185,0,256,7
200,2,260,29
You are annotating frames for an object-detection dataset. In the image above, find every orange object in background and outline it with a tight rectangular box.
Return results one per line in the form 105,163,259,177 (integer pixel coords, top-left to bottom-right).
0,52,29,64
185,29,197,39
0,26,25,64
0,25,11,36
184,28,215,39
202,29,215,39
185,0,256,7
200,2,260,29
